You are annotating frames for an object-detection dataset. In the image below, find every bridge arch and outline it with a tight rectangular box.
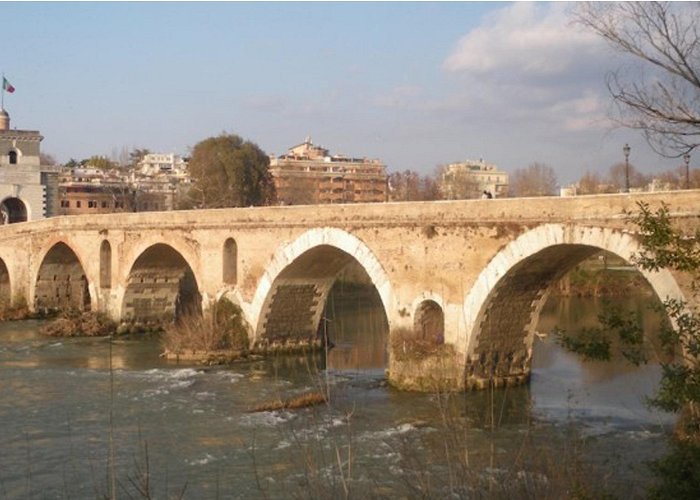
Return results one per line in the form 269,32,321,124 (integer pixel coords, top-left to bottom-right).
251,227,393,343
462,223,686,388
34,241,91,313
121,243,202,322
0,196,29,224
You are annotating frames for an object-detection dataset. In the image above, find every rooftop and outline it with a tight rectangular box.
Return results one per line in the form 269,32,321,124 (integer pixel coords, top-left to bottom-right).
0,129,42,136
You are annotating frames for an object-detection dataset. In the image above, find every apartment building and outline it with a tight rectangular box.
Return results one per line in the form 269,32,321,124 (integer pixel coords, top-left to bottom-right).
440,159,509,199
269,138,387,205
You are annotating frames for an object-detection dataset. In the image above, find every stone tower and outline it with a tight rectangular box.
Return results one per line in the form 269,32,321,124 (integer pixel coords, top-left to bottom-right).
0,108,59,223
0,109,9,131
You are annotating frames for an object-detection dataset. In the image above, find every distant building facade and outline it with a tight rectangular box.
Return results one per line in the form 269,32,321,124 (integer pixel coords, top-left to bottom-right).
137,153,188,175
58,167,131,215
269,138,387,205
0,108,60,223
440,159,509,199
58,154,191,216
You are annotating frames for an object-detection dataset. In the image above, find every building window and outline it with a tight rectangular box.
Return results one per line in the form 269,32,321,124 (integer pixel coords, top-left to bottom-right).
8,151,17,165
102,201,108,208
76,201,81,208
88,201,97,208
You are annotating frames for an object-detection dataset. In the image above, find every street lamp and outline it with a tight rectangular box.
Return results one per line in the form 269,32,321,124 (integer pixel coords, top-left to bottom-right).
684,153,691,189
623,143,631,193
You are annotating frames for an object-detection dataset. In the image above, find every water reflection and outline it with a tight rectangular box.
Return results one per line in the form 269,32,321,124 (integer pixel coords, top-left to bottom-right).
533,293,673,426
323,280,388,373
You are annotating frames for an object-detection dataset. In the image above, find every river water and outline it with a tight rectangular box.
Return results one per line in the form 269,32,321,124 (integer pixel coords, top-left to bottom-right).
0,292,674,499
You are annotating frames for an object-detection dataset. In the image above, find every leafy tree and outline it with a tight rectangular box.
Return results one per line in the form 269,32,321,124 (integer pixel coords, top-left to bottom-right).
576,2,700,157
187,133,276,208
62,158,79,169
129,148,151,169
40,153,57,166
509,162,558,197
86,156,118,170
647,439,700,498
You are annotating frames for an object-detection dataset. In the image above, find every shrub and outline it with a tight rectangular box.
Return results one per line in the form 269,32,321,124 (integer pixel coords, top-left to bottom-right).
40,310,117,337
162,297,250,354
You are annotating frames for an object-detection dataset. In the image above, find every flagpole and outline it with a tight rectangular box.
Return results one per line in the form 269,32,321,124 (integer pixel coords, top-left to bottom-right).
1,72,4,110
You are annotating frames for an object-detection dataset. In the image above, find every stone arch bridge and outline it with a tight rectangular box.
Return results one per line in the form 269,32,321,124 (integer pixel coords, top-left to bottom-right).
0,191,698,390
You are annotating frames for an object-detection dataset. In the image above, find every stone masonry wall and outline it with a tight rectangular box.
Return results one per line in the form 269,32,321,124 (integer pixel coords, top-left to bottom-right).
35,262,89,312
262,283,321,342
122,268,185,322
259,278,334,345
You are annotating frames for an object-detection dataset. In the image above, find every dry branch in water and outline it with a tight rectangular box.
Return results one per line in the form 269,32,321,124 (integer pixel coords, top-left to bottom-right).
250,391,327,413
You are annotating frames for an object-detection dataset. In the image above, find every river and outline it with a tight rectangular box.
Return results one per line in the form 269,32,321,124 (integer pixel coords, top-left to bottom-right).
0,291,674,499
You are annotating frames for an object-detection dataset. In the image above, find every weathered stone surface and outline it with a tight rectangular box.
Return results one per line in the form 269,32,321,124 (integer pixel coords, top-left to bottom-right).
0,191,698,390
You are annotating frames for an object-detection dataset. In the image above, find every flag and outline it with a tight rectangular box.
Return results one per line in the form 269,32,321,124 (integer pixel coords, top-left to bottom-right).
2,77,15,93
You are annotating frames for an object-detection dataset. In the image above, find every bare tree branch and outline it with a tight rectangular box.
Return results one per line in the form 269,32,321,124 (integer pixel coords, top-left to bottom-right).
576,2,700,157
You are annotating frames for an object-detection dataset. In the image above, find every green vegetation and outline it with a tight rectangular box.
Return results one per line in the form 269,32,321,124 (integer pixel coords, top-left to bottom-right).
556,201,700,496
185,133,276,208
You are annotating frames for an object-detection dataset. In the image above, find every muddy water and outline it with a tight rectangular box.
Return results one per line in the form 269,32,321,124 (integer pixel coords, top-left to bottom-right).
0,292,673,498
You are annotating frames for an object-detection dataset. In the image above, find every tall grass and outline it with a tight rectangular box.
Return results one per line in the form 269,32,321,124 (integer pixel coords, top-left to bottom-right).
161,297,249,357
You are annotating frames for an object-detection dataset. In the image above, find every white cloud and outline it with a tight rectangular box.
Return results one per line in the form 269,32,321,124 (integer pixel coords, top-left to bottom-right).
549,91,609,131
438,2,614,136
444,2,604,81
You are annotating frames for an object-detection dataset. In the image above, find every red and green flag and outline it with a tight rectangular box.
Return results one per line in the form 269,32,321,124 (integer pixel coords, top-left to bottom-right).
2,77,15,93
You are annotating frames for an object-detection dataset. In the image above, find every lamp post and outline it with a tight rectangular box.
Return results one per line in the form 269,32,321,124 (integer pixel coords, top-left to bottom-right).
623,143,631,193
683,153,691,189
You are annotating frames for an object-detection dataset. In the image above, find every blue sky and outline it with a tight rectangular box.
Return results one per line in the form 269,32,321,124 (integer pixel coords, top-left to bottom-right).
0,2,687,183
